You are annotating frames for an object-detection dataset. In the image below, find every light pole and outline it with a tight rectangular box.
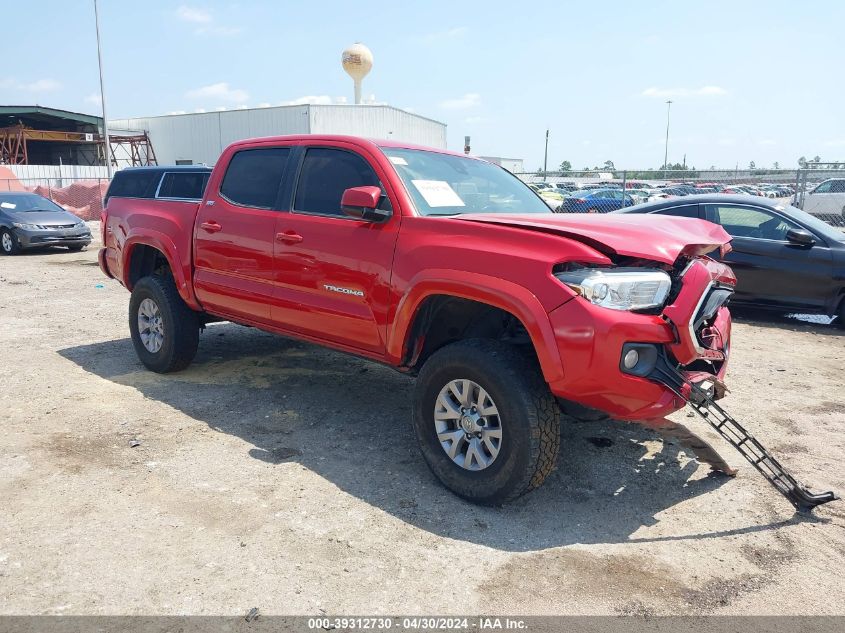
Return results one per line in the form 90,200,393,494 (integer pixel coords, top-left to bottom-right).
543,129,549,181
94,0,112,178
662,99,672,173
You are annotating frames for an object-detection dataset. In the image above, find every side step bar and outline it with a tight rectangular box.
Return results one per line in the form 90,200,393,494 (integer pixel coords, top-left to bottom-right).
648,352,838,513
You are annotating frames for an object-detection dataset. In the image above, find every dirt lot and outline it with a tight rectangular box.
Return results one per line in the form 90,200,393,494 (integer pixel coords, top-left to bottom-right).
1,225,844,616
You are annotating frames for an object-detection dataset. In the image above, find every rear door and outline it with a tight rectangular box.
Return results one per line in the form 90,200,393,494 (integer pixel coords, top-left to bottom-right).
704,203,834,310
193,146,292,324
270,144,400,354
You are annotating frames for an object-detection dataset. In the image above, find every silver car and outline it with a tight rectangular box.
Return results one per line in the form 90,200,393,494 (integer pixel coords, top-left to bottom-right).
0,192,92,255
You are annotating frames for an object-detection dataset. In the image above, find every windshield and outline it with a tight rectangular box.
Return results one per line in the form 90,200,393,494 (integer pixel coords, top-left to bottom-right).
780,204,845,243
0,193,66,213
381,148,551,216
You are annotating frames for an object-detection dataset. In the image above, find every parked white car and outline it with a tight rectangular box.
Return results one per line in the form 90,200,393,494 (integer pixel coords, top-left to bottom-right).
801,178,845,217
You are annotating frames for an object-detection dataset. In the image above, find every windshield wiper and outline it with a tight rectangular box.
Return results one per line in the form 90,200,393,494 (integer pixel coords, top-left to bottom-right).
425,212,461,217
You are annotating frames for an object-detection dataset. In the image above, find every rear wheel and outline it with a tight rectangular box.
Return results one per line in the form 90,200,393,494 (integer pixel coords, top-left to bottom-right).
412,339,560,504
1,229,20,255
837,300,845,330
129,275,199,372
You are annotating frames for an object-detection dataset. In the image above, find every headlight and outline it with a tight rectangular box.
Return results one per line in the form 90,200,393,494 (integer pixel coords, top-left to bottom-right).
12,222,42,230
556,267,672,311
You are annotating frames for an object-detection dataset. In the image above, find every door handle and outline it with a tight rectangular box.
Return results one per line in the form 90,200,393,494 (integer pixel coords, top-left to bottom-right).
200,221,222,233
276,230,303,244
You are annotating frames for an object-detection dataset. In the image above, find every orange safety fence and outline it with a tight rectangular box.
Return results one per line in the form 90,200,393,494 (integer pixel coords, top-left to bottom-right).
0,168,110,221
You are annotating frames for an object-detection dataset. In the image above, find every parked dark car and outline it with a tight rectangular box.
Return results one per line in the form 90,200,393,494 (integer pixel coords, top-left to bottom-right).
616,194,845,323
559,188,635,213
0,192,92,255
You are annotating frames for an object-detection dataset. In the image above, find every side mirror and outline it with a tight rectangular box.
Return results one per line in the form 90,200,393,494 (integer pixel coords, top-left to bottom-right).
786,228,815,246
341,186,390,222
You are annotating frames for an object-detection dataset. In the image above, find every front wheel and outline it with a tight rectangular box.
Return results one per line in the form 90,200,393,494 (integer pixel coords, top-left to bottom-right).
412,339,560,504
1,229,20,255
129,275,200,373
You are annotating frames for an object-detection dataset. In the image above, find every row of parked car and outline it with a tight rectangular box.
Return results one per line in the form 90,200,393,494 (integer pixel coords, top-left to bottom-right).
529,178,845,218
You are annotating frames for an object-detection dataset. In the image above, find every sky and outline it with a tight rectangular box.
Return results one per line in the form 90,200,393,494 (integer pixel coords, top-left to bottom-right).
1,0,843,171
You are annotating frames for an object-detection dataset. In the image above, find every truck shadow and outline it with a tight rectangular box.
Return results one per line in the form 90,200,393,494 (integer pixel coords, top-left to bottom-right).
58,323,798,552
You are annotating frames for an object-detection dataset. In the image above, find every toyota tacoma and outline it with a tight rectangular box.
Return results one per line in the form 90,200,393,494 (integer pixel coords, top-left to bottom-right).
99,135,835,510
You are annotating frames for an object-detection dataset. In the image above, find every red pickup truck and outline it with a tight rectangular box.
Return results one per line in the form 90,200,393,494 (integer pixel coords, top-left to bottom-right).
100,135,738,505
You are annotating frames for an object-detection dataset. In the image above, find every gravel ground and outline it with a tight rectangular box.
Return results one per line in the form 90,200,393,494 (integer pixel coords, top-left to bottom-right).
1,224,843,616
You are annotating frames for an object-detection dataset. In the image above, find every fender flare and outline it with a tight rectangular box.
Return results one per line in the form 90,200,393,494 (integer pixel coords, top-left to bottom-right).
388,269,566,384
122,231,201,310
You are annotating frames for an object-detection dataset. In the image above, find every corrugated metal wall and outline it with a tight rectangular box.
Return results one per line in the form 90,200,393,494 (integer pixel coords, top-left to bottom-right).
111,105,446,166
308,105,446,149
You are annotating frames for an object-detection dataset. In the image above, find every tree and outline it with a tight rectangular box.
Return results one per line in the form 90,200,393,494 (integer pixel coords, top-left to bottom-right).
603,160,615,170
749,161,756,170
798,156,807,168
773,161,779,170
559,160,571,172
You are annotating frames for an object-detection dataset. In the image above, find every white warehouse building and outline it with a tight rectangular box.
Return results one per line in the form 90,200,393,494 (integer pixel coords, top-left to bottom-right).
110,104,447,166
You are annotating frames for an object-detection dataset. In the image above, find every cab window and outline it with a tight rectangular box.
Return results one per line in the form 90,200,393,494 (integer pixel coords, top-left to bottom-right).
293,147,387,217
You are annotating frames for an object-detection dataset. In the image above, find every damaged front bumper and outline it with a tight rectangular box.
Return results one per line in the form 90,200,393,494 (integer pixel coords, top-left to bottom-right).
548,257,734,420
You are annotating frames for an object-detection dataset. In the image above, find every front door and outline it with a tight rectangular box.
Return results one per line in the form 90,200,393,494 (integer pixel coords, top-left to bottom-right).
705,203,833,310
193,146,292,324
270,145,400,355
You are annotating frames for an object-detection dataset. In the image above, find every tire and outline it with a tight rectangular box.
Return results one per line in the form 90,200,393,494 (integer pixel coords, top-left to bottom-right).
67,245,85,252
128,275,200,373
412,339,560,505
1,228,20,255
837,300,845,330
586,207,599,213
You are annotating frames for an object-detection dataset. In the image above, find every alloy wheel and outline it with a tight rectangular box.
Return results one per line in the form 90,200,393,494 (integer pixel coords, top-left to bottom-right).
434,378,502,471
137,297,165,353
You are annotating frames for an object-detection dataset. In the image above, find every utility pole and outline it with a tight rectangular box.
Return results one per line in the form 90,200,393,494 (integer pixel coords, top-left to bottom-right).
543,129,549,181
94,0,112,178
663,100,672,173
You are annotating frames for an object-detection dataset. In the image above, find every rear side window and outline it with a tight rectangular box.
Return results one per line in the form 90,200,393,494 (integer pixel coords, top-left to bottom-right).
831,180,845,193
106,171,160,201
157,172,210,200
654,205,700,218
220,148,291,209
294,148,381,216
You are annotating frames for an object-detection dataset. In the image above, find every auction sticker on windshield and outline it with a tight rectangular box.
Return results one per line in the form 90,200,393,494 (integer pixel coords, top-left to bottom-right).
1,202,16,209
411,180,465,207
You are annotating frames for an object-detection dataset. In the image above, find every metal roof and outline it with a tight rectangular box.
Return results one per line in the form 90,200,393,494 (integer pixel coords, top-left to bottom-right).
0,106,103,126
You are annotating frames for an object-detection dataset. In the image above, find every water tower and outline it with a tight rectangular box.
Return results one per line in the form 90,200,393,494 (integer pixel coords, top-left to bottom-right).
342,42,373,105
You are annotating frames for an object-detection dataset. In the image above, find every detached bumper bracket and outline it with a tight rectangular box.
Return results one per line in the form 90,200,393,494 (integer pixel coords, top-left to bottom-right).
648,351,838,513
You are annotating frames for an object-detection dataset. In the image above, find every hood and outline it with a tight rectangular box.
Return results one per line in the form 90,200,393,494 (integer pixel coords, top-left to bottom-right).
6,210,80,226
455,213,731,265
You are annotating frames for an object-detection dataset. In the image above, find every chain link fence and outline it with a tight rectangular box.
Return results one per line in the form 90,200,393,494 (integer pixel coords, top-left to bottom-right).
517,168,845,228
0,177,110,221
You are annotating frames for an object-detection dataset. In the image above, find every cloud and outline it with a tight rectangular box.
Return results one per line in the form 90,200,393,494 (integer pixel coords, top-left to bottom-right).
176,6,212,24
823,139,845,147
422,26,468,42
641,85,727,98
758,139,777,146
186,82,249,103
464,116,486,124
167,110,188,115
438,93,481,109
717,138,736,146
1,77,61,92
84,93,102,106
